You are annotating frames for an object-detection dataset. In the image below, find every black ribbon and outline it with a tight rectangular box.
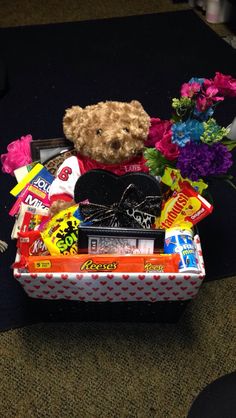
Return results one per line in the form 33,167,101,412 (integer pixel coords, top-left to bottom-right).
79,183,162,228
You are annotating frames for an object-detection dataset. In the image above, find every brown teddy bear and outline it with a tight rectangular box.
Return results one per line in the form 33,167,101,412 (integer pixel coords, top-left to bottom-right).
49,100,150,214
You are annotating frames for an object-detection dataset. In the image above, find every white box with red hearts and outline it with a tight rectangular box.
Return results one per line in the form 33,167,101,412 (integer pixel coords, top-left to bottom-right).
13,235,205,302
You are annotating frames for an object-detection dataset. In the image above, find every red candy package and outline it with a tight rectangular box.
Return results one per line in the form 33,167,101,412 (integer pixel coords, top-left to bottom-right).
160,181,213,229
17,230,49,257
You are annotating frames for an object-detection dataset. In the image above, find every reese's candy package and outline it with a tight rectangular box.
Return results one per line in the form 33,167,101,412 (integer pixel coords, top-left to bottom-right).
41,204,82,256
160,181,213,229
24,253,180,273
143,253,180,273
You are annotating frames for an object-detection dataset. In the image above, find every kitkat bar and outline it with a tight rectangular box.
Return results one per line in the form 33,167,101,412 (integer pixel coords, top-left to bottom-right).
17,230,49,256
25,253,180,273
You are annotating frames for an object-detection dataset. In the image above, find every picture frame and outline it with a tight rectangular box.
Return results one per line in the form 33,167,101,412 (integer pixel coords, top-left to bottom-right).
30,138,74,163
78,225,165,255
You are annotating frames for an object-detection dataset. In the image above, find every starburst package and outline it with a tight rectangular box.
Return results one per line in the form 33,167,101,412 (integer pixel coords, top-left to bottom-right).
160,181,213,229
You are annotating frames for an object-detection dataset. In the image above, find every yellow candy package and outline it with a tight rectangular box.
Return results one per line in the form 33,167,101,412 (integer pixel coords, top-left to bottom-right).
41,204,82,255
161,167,208,195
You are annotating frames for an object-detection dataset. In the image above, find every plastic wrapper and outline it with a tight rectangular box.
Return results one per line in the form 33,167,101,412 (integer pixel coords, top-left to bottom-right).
41,204,82,255
160,181,213,229
161,167,208,195
23,253,180,273
17,230,49,257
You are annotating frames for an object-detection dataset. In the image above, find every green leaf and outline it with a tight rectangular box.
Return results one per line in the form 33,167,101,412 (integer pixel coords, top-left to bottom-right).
144,148,176,177
221,139,236,151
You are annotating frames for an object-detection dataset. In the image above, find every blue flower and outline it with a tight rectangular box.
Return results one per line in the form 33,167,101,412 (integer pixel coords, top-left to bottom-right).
171,122,190,147
189,77,205,85
193,106,214,121
185,120,204,142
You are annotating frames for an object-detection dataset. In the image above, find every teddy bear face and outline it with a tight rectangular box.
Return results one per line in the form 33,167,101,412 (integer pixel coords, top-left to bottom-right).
63,100,150,164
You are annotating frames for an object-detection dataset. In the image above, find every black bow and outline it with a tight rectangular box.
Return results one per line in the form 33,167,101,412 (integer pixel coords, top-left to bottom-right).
79,183,162,228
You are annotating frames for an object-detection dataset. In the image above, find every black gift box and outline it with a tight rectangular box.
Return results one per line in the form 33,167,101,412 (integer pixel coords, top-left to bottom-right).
74,169,162,205
75,170,162,229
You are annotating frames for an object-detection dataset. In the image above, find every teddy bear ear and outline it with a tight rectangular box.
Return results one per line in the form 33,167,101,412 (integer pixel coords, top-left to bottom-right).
130,100,144,110
63,105,83,142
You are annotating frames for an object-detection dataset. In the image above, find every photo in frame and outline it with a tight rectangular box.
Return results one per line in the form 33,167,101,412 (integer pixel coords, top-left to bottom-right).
78,225,165,255
30,138,74,163
30,138,77,175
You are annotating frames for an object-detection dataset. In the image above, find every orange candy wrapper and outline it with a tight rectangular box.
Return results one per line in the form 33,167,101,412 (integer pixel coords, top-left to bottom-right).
23,253,180,273
160,181,213,229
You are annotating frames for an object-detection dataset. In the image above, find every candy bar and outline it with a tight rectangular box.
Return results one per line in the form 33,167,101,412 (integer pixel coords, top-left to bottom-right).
24,253,180,273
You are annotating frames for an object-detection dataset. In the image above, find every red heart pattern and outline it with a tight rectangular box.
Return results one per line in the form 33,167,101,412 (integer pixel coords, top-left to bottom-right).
76,274,83,279
15,271,202,302
13,235,205,302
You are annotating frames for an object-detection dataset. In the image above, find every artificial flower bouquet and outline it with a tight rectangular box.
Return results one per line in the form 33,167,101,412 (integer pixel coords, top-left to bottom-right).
145,72,236,196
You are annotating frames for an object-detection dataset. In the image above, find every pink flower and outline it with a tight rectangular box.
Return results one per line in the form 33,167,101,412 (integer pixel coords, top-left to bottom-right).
156,126,179,161
181,82,201,97
1,134,33,175
196,82,224,112
146,118,172,147
212,72,236,98
145,118,179,161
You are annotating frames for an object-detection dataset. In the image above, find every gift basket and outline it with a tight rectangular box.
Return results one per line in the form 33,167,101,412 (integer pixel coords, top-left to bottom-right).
1,72,236,309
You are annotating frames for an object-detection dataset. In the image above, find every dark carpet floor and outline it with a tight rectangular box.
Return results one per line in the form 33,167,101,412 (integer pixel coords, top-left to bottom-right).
0,276,235,417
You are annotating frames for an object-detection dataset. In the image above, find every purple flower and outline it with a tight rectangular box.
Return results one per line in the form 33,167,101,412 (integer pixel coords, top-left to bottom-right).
208,143,233,175
176,142,232,181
